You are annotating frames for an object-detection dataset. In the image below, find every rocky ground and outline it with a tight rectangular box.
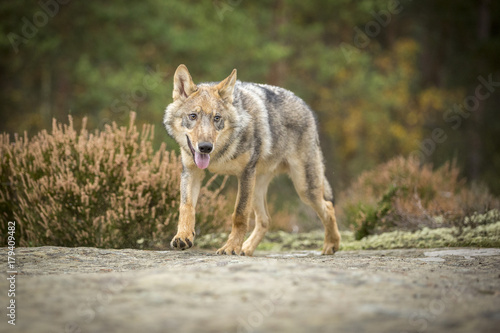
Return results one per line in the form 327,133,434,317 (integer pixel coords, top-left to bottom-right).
1,246,499,333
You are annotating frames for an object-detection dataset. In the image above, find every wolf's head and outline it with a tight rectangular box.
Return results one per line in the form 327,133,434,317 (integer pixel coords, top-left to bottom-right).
164,64,242,169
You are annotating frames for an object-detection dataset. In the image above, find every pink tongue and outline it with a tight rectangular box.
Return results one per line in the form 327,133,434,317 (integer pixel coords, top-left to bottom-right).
194,152,210,169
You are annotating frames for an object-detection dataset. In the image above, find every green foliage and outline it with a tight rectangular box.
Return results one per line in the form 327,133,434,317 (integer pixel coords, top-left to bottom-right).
0,113,230,248
353,185,403,240
1,1,500,195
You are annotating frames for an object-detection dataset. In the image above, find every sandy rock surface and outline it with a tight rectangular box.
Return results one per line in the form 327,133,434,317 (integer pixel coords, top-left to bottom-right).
1,246,500,333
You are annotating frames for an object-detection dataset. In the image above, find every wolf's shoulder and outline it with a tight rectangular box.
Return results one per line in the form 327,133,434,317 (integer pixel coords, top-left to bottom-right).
236,81,295,96
234,81,302,104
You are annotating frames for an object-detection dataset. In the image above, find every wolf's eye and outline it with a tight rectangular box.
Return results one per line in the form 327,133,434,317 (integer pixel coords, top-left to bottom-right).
214,115,221,122
188,113,197,121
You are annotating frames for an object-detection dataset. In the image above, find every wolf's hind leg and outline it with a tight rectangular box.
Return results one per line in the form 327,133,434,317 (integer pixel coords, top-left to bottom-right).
317,200,341,254
288,156,341,255
241,173,273,256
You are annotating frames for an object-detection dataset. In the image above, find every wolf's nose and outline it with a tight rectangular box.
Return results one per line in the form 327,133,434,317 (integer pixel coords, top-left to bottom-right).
198,142,213,154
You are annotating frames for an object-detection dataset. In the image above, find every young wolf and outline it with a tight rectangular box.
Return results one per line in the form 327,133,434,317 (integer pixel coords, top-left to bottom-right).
164,64,341,256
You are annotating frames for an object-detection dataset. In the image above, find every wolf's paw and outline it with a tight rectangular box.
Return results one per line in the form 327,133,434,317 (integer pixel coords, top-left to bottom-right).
321,241,340,255
170,231,195,250
216,241,242,256
240,242,256,256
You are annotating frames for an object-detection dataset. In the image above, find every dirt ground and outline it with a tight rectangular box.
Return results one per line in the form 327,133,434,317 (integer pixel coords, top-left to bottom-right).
1,246,499,333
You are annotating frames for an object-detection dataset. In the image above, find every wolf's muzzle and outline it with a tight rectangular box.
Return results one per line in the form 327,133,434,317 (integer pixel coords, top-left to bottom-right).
186,135,212,169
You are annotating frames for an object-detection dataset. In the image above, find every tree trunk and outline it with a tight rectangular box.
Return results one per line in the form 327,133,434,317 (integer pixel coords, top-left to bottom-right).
40,65,52,127
467,0,491,181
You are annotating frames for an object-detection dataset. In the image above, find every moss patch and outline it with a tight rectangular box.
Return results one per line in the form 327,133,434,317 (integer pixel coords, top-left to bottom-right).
340,221,500,250
196,212,500,252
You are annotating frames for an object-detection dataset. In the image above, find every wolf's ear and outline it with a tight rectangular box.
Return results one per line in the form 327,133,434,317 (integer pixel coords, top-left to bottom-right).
173,64,198,101
215,69,237,104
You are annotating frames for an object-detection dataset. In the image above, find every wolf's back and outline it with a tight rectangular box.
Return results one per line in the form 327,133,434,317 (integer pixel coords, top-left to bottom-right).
232,81,320,159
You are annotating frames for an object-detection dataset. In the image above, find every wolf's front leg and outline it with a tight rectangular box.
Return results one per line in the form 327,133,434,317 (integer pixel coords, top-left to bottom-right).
171,167,204,250
216,168,255,255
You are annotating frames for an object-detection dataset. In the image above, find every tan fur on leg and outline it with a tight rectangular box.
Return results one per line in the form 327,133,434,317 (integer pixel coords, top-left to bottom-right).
320,202,341,255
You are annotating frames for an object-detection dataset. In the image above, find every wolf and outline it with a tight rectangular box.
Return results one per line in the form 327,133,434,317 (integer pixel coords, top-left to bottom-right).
163,64,341,256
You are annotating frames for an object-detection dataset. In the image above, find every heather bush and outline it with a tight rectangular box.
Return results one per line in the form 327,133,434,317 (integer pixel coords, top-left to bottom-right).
339,156,499,239
0,113,230,248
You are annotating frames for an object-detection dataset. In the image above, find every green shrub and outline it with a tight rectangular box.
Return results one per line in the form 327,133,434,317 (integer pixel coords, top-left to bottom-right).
339,156,499,239
0,113,230,248
353,185,402,240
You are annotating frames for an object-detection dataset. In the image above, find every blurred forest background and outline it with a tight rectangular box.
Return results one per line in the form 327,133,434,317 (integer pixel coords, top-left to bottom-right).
1,0,500,243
